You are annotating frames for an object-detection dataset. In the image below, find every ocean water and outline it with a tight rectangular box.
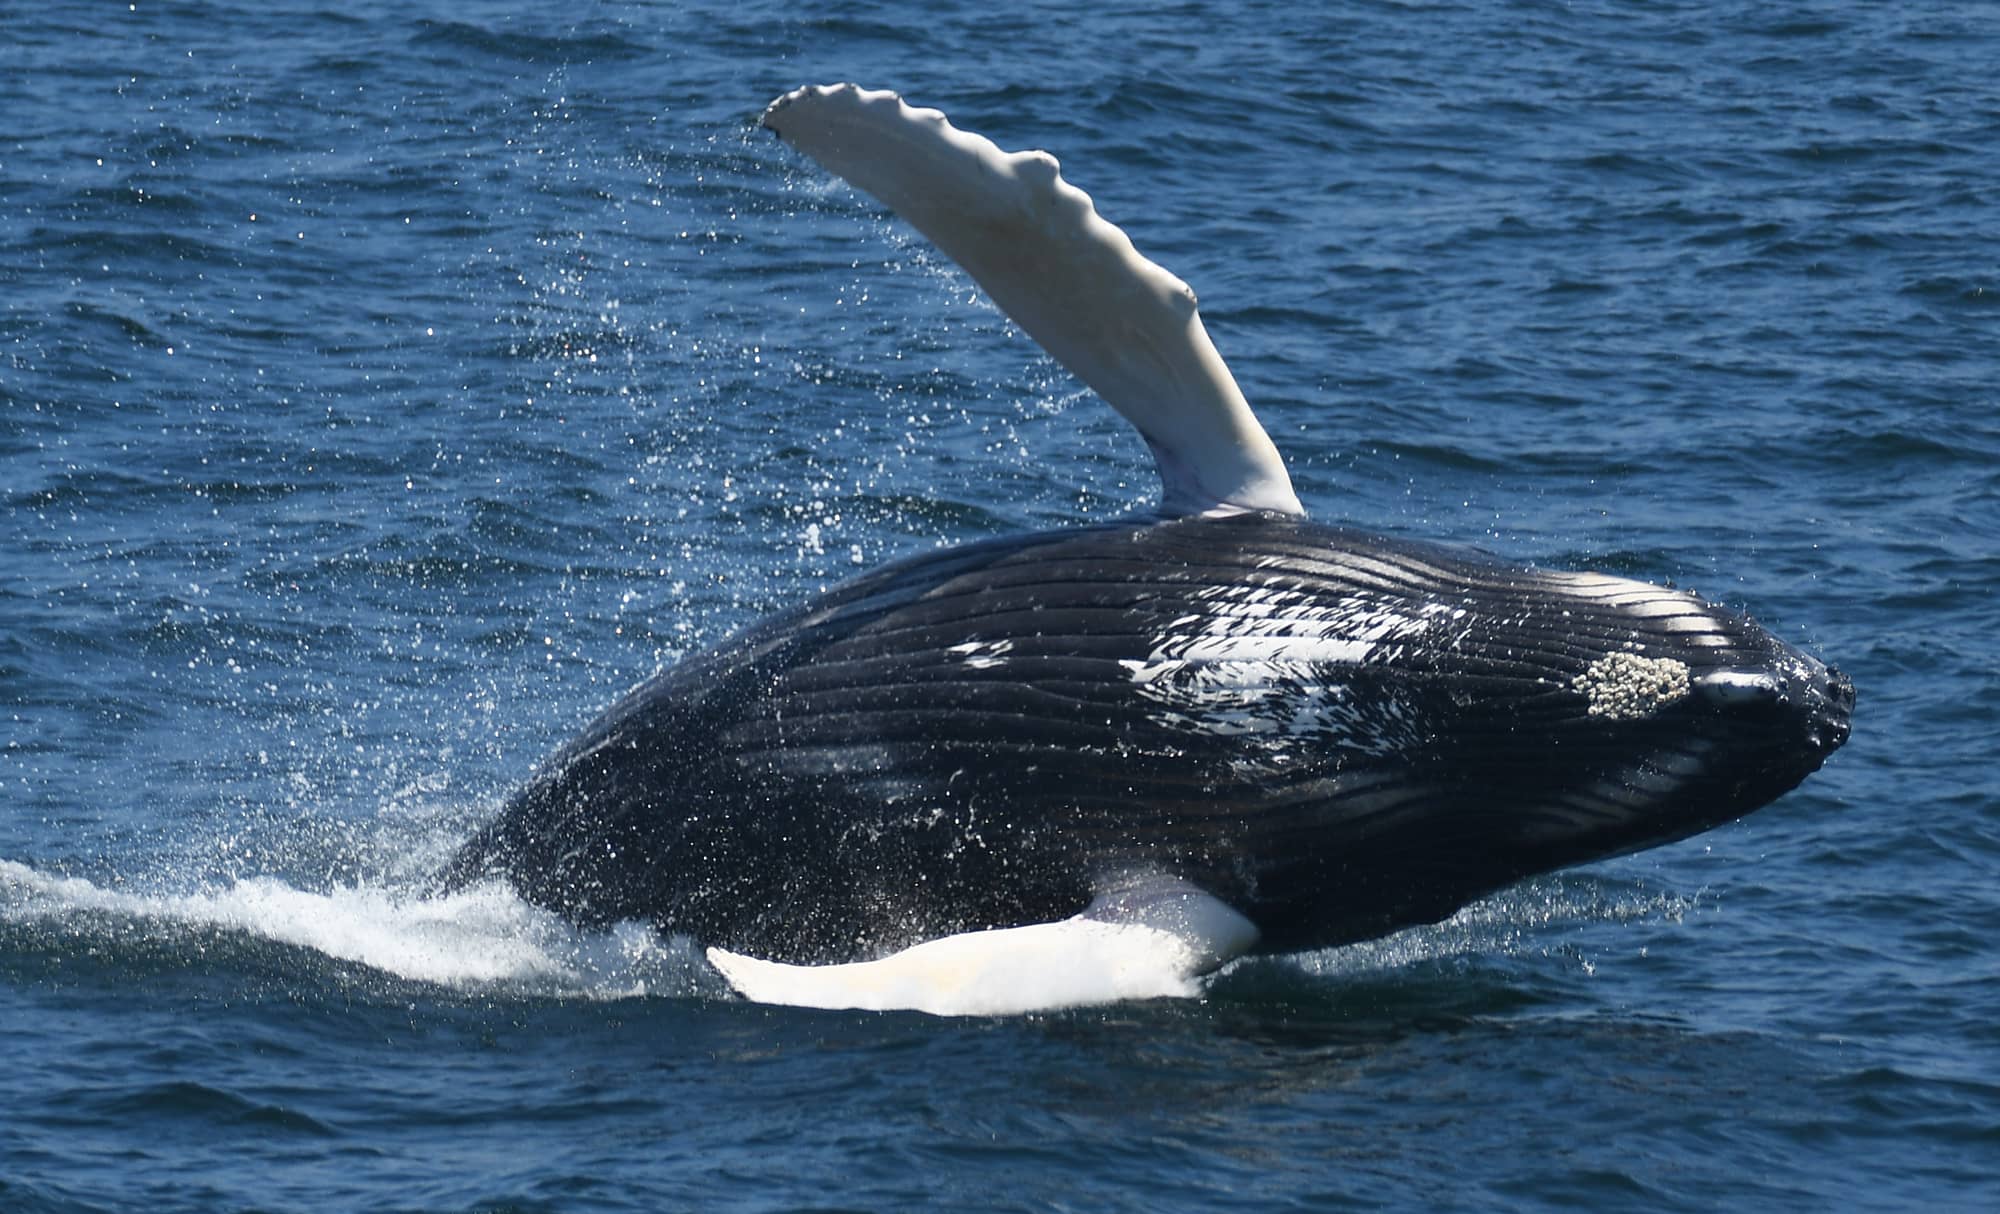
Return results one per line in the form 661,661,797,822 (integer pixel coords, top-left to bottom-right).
3,0,1996,1209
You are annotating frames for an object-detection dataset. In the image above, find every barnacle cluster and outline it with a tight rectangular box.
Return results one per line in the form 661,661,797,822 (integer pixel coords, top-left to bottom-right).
1572,652,1692,721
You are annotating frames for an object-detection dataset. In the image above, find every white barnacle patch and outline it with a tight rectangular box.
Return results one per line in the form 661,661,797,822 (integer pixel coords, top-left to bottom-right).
947,639,1013,670
1571,652,1692,721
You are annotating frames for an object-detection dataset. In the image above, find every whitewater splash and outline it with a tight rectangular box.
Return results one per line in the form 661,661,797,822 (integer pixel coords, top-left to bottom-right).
0,858,715,998
2,855,1691,1011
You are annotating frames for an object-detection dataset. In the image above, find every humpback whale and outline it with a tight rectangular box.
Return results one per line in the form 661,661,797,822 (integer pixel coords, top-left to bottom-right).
440,85,1853,1014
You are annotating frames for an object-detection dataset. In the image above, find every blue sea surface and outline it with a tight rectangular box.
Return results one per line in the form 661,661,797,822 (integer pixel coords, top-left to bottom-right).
3,1,1997,1210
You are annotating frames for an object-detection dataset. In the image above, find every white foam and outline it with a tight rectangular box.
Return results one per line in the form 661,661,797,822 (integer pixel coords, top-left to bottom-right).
0,858,705,997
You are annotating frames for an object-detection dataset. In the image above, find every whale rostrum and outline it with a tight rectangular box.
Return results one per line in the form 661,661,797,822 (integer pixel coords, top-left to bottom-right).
438,85,1852,1015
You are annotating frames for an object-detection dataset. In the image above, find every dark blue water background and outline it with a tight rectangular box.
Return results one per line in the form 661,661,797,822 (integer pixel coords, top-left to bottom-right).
4,1,1996,1210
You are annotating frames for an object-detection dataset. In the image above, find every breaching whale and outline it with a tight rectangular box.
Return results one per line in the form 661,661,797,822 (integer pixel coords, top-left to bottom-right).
439,85,1853,1014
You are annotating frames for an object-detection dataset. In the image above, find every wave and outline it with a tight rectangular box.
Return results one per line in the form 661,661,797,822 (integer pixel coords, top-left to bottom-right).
0,859,715,999
2,855,1689,1013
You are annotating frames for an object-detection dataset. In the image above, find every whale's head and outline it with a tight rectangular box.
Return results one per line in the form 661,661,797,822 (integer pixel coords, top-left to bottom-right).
1158,528,1857,946
1480,568,1853,869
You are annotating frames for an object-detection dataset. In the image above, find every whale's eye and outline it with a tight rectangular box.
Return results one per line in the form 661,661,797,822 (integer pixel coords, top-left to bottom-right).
1693,669,1784,708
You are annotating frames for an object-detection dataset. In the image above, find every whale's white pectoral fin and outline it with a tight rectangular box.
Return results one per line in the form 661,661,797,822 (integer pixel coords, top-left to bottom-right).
707,878,1259,1016
761,83,1304,519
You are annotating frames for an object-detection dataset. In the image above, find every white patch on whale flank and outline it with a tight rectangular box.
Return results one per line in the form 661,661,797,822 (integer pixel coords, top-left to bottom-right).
1111,583,1449,764
947,638,1013,670
1122,583,1432,686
